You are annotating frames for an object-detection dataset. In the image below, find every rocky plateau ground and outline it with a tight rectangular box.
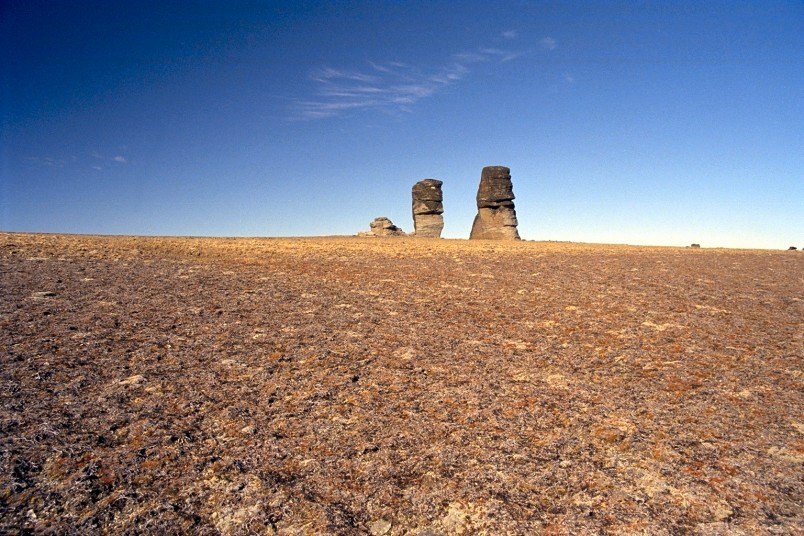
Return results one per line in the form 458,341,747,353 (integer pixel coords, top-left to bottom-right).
0,233,801,534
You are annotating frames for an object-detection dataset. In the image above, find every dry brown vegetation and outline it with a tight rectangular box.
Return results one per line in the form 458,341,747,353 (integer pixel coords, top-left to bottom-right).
1,232,801,535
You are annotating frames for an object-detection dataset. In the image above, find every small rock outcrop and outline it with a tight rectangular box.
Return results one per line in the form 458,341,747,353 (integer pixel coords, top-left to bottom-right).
359,217,406,237
411,179,444,238
469,166,520,240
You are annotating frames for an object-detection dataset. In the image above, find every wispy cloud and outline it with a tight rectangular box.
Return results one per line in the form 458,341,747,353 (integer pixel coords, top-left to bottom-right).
25,151,128,171
478,47,523,63
502,30,518,39
540,36,558,50
25,156,67,169
290,44,523,120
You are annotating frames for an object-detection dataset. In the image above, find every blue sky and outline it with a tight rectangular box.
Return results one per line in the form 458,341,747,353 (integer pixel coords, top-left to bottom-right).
2,1,802,248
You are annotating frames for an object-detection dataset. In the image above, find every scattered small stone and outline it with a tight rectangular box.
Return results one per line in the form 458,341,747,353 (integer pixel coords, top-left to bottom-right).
709,500,733,522
119,374,145,386
368,518,392,535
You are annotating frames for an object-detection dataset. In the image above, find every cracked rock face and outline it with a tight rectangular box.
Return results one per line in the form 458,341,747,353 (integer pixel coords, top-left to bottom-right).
411,179,444,238
470,166,520,240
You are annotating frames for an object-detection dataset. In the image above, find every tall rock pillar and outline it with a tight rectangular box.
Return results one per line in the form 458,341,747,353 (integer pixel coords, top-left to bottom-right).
411,179,444,238
469,166,520,240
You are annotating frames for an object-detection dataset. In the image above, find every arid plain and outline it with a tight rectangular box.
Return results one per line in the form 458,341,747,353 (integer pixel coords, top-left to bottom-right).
1,233,801,534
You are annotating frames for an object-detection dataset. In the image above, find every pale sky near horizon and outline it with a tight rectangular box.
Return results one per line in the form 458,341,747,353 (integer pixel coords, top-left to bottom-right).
2,1,802,249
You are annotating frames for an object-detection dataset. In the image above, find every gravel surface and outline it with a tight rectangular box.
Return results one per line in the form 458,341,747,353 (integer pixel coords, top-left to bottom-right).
1,233,802,534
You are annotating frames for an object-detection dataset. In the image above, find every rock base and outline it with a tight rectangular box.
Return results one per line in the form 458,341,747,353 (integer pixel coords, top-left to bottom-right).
470,207,520,240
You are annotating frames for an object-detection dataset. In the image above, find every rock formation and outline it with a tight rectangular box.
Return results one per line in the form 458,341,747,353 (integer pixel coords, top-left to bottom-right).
359,217,406,237
469,166,520,240
411,179,444,238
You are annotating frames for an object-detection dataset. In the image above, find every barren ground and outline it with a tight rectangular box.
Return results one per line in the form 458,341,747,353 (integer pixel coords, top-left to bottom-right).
0,233,801,535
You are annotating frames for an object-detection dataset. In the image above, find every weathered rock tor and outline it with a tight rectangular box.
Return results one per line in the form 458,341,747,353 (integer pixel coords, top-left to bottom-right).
411,179,444,238
470,166,520,240
360,216,406,237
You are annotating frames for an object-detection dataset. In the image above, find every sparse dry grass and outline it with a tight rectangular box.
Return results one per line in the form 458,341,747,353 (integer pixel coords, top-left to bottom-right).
1,233,801,534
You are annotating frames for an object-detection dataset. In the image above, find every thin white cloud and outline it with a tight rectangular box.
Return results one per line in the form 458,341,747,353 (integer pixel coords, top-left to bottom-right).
311,67,380,84
25,156,66,169
540,36,557,50
563,72,575,84
478,47,523,62
292,44,523,120
502,30,518,39
25,152,128,170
